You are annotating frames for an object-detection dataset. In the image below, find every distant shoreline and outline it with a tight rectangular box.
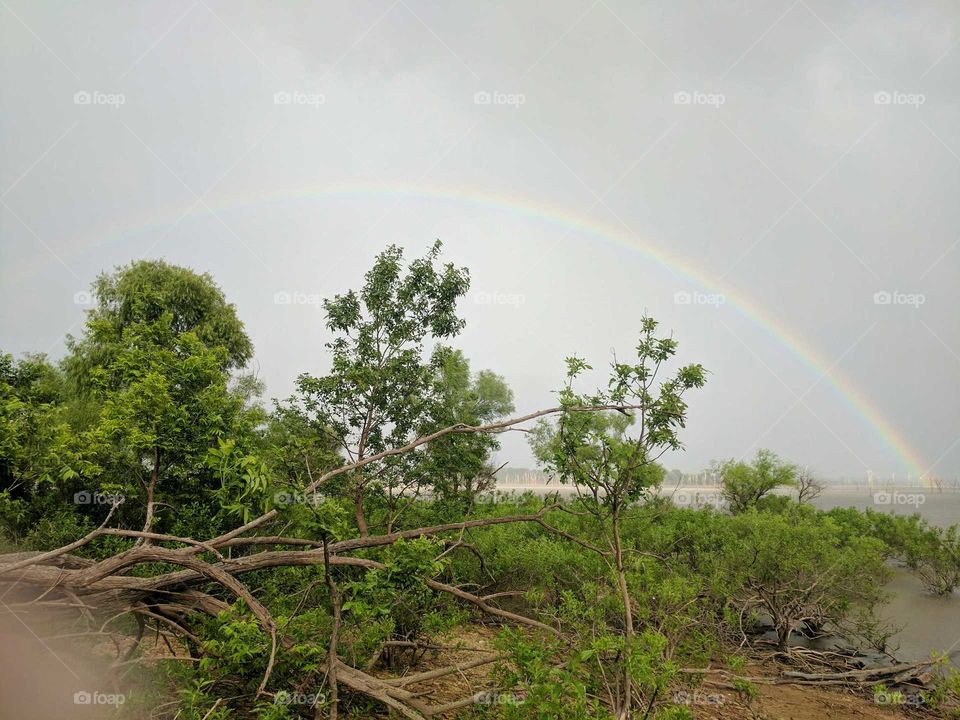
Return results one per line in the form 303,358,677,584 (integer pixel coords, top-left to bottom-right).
493,483,960,493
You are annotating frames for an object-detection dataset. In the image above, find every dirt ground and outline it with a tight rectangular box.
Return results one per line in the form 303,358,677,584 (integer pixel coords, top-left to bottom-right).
371,626,942,719
677,668,926,719
369,625,504,709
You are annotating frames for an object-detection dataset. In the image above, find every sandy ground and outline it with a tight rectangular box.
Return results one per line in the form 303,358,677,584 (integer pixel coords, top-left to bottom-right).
673,664,928,720
370,626,944,719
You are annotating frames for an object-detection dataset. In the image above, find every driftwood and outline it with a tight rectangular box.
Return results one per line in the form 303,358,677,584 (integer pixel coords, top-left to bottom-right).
680,658,937,688
782,660,934,682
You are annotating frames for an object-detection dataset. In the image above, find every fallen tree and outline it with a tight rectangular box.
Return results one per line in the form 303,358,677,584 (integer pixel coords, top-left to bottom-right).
0,404,634,718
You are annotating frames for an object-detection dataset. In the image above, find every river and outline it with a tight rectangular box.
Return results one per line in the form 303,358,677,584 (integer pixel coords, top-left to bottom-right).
814,490,960,666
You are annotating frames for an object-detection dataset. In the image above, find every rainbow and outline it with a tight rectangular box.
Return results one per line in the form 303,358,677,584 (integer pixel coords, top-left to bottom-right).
72,180,928,478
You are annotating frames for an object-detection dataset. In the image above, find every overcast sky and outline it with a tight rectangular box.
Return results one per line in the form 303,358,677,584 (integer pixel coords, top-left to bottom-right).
1,1,958,480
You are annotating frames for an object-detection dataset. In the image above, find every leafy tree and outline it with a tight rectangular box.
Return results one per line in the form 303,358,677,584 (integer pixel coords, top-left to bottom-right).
0,353,91,541
870,512,960,596
419,347,514,509
724,507,890,650
63,260,260,537
531,315,706,718
717,449,798,514
0,354,76,490
294,242,470,536
65,259,252,381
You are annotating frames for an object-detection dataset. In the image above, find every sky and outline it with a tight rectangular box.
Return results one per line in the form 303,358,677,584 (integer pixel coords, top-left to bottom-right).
1,1,958,480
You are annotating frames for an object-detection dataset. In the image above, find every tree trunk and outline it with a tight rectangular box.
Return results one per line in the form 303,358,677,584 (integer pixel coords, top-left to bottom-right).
138,448,160,546
353,474,368,537
612,508,633,719
776,616,791,651
321,537,341,720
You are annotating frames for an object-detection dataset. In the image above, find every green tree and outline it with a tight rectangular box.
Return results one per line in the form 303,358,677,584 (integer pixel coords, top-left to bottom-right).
294,242,469,536
66,259,252,381
724,507,890,650
0,353,92,541
63,260,259,538
419,347,514,509
0,353,74,490
717,449,798,514
531,316,706,719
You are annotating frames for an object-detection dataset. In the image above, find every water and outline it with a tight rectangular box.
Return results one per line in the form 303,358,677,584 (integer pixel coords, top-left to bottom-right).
814,490,960,666
813,489,959,532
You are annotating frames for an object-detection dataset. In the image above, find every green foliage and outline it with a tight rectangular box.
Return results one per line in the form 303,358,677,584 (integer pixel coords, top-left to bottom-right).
419,347,514,508
856,510,960,595
59,260,260,538
732,678,759,701
343,537,447,640
494,628,608,720
201,608,269,677
23,506,94,551
722,506,890,649
0,353,89,539
206,437,273,524
908,523,960,596
259,402,341,491
176,679,234,720
70,258,252,374
293,242,471,532
532,316,706,511
717,448,798,514
295,242,469,457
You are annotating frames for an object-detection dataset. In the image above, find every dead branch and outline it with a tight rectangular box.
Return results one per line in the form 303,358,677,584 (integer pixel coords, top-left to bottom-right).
383,654,499,687
321,537,341,720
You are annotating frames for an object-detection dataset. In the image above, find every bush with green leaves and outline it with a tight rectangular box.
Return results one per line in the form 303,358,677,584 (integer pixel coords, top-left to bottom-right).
721,506,891,649
717,448,798,514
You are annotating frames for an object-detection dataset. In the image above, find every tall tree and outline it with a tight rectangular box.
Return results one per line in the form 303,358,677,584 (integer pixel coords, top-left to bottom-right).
63,260,258,538
294,242,470,536
531,316,706,719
